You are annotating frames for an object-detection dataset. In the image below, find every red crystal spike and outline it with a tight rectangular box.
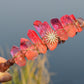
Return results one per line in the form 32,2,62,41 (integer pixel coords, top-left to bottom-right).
70,14,82,32
27,30,42,44
33,20,42,26
60,15,77,37
50,18,68,40
70,14,76,20
27,30,47,54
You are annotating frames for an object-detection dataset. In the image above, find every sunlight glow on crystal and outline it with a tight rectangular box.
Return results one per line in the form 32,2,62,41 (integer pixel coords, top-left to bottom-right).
44,30,58,44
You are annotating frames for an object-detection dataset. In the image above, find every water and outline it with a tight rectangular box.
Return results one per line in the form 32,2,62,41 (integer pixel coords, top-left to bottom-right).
0,0,84,84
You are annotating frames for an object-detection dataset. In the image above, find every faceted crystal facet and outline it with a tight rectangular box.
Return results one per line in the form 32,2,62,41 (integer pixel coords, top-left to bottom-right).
27,30,42,44
60,15,73,26
51,18,63,30
33,20,42,27
14,51,26,66
25,45,38,60
50,18,68,40
70,14,76,20
60,15,77,37
70,14,82,32
10,46,20,56
10,46,26,66
77,17,84,28
35,43,47,54
25,50,38,60
20,38,32,50
27,30,47,54
46,42,58,51
42,21,53,32
33,20,46,37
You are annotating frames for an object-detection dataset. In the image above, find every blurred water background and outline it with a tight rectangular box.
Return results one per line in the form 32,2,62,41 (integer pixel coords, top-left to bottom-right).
0,0,84,84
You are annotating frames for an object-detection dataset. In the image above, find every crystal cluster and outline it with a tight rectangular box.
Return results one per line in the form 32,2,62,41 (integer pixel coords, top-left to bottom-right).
10,14,83,66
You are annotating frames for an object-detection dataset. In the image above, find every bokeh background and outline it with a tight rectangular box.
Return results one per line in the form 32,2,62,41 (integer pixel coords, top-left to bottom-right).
0,0,84,84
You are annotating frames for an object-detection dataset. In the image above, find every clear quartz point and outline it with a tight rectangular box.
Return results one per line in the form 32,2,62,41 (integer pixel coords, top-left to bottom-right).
77,17,84,28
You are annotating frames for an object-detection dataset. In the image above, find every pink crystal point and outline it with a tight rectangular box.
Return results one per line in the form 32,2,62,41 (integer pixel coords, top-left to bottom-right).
42,21,58,51
27,30,47,54
33,20,42,33
10,46,20,56
70,14,82,32
50,18,63,30
42,21,52,31
14,51,26,66
10,46,26,66
60,15,77,37
20,38,32,50
33,20,46,37
50,18,68,40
